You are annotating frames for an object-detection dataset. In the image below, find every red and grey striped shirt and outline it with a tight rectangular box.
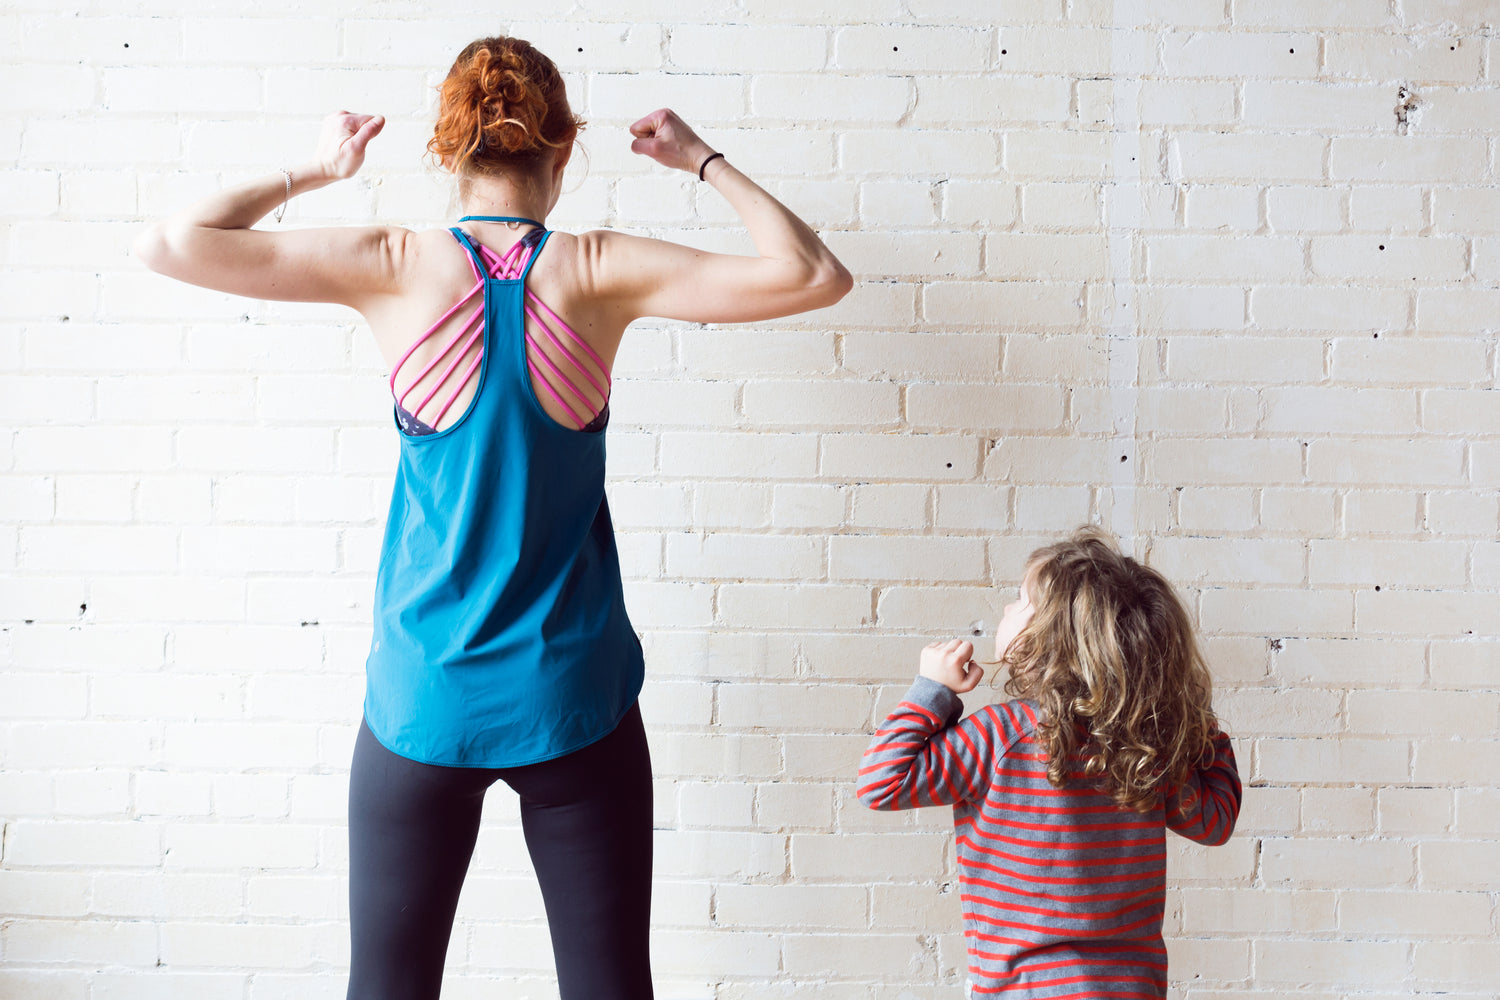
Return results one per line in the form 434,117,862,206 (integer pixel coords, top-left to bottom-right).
858,677,1241,998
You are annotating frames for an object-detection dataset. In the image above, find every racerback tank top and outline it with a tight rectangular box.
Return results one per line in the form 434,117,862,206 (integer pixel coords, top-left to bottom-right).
364,218,644,767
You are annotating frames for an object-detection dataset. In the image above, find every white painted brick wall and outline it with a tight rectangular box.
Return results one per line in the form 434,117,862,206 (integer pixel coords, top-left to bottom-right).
3,2,1498,998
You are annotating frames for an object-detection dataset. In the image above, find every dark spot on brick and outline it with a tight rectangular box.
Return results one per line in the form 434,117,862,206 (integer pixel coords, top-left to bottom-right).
945,462,953,468
23,619,34,625
1373,332,1379,339
1289,48,1295,53
300,620,319,627
60,315,70,322
1378,244,1385,250
1001,49,1007,55
892,46,899,51
1120,454,1128,462
1269,638,1283,651
1375,585,1381,591
123,42,130,48
79,603,87,613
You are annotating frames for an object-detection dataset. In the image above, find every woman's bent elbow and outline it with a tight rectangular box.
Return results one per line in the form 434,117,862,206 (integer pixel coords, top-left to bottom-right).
132,224,171,274
810,259,854,308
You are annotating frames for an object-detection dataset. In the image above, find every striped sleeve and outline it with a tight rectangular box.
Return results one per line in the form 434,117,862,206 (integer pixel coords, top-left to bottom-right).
857,677,1002,810
1164,729,1242,846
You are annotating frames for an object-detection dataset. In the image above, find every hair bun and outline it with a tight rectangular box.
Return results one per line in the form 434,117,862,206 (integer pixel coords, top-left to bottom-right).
429,36,585,175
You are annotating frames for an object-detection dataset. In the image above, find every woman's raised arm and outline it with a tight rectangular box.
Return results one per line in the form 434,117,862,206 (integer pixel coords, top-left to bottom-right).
132,112,410,309
578,108,853,325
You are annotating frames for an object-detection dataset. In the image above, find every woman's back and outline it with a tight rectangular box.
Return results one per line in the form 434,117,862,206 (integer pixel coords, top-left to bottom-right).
369,223,611,435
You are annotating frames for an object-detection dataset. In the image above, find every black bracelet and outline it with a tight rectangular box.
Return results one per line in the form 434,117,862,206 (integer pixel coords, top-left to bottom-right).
697,151,725,181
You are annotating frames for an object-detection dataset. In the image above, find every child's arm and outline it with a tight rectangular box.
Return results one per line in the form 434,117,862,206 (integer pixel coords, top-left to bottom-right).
857,641,998,810
1163,729,1242,845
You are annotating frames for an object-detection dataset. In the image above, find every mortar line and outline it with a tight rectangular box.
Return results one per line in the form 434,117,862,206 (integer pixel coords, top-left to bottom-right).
1107,8,1149,556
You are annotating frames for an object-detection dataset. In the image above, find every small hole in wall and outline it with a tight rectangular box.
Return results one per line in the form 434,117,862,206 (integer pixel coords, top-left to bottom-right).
577,47,583,53
1001,49,1007,54
892,46,899,51
945,462,953,468
1373,332,1380,339
1119,454,1128,463
1375,585,1382,591
123,42,130,48
1378,244,1386,250
79,603,88,613
1289,48,1295,53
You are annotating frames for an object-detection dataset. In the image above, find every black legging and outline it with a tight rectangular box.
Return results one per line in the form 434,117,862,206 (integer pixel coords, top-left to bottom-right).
346,703,654,1000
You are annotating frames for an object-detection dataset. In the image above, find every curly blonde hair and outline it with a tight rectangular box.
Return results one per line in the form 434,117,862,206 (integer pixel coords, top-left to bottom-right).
1001,527,1219,813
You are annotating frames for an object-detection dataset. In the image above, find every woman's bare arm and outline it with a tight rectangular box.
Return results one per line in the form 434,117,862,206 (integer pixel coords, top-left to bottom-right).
579,109,853,325
132,112,410,310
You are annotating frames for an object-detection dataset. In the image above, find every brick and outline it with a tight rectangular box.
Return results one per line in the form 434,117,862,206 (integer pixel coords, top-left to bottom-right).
1179,888,1336,934
1357,590,1500,636
875,586,995,630
1256,940,1410,985
664,532,822,581
752,74,909,121
2,920,158,967
1016,183,1097,229
1148,235,1307,281
1350,184,1427,232
1412,740,1500,786
1377,787,1454,835
587,73,747,124
1003,130,1110,179
1411,840,1500,896
670,25,827,72
1326,32,1484,82
907,383,1066,433
1312,539,1467,588
923,281,1086,329
1161,31,1320,77
680,330,835,376
1146,439,1304,486
742,379,901,429
1139,80,1237,125
933,484,1009,531
911,77,1072,125
851,484,932,530
1174,133,1326,181
5,821,162,867
823,230,982,278
1258,736,1411,784
1336,340,1486,386
1311,235,1467,281
660,431,817,479
1276,636,1426,686
1308,439,1464,486
822,433,980,482
718,584,870,629
833,26,992,72
829,535,984,583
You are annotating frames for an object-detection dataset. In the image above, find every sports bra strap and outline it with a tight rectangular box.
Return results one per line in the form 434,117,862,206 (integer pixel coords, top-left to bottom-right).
459,215,544,227
447,227,488,279
519,230,551,284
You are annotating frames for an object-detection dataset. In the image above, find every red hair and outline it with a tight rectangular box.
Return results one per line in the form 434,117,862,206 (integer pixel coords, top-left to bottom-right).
428,36,584,175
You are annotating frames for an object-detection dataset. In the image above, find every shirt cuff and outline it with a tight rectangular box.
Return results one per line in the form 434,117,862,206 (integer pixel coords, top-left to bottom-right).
905,675,964,728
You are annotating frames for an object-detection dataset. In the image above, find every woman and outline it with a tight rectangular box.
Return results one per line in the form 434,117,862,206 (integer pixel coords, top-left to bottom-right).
135,36,851,1000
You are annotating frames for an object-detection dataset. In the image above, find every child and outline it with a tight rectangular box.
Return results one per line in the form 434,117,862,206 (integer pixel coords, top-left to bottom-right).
858,527,1241,998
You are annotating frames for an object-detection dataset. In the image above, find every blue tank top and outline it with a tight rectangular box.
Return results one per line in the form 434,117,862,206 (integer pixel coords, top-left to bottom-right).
364,220,644,767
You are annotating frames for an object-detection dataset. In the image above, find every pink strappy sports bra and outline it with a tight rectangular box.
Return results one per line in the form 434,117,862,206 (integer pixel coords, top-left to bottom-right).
389,216,610,436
